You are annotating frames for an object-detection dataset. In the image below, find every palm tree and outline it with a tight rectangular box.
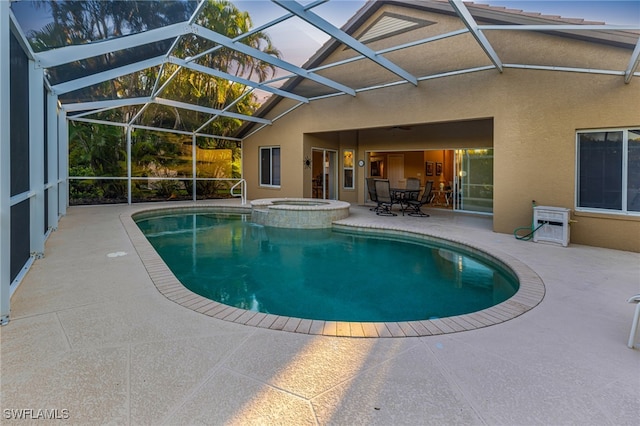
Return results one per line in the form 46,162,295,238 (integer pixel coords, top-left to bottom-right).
30,0,281,201
155,0,281,132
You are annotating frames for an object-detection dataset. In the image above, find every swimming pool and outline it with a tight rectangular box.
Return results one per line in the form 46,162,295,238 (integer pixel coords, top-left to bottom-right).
134,210,519,323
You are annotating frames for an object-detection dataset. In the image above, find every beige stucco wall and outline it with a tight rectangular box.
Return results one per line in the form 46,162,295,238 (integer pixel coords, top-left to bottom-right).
242,7,639,252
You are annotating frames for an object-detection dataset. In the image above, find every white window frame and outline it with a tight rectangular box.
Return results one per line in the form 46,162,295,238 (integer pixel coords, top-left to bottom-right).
343,149,354,190
259,146,280,188
575,127,640,216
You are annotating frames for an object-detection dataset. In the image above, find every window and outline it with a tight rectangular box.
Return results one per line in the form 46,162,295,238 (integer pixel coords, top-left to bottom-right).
343,149,354,189
577,129,640,214
260,146,280,187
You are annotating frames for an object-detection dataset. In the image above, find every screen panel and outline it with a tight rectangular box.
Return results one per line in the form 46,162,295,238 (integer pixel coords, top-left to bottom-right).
10,200,30,283
10,31,30,196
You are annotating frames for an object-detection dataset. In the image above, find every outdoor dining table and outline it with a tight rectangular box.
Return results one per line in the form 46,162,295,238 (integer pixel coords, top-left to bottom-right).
391,188,420,213
391,188,420,200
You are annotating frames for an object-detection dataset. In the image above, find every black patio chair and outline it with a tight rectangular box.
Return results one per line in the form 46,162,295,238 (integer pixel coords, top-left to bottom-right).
374,179,397,216
404,180,433,217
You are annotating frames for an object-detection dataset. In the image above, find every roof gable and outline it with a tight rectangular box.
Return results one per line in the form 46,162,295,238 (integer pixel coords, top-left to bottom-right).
356,12,436,44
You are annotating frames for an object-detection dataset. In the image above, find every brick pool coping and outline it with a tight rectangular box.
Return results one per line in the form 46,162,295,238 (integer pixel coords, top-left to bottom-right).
121,203,545,338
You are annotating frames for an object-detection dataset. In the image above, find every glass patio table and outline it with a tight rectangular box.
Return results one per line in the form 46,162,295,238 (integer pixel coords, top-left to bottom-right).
391,188,421,213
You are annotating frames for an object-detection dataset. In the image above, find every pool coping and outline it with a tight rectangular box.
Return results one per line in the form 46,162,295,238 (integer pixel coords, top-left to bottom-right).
120,203,545,338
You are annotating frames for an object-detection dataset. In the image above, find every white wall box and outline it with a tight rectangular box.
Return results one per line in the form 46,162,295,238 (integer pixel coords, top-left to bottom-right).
533,206,571,247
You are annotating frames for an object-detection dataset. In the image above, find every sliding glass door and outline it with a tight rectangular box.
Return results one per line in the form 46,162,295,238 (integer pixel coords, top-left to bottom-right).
454,149,493,214
311,149,337,199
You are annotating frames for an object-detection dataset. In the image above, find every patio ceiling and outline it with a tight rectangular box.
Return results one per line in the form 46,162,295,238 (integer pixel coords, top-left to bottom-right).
9,0,640,140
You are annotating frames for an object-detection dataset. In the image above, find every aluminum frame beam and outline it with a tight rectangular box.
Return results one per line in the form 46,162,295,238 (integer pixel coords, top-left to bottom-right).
189,1,209,26
57,111,68,217
61,97,152,112
170,57,309,103
192,23,356,96
504,63,625,76
0,0,11,325
449,0,503,72
66,116,235,140
46,90,59,232
35,22,190,68
29,62,45,258
273,0,418,86
69,104,129,119
154,97,272,125
9,8,35,61
63,95,272,127
479,24,640,31
625,38,640,84
52,56,166,95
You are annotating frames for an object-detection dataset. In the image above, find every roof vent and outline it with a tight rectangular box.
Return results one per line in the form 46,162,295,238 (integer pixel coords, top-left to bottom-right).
357,12,435,44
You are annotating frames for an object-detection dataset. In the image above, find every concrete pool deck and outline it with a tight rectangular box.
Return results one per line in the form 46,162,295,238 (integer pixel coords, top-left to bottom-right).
1,200,639,424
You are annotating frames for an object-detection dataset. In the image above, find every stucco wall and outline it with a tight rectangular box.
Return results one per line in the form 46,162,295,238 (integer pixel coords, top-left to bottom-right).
242,8,639,252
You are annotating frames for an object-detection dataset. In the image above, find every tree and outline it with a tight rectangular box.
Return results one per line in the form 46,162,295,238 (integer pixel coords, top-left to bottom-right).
29,0,281,202
141,0,281,134
31,0,281,135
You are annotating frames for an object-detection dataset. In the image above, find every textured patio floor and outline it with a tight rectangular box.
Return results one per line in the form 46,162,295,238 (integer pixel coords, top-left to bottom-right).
1,200,639,425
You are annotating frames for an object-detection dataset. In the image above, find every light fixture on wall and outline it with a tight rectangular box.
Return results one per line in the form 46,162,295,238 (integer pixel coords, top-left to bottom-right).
303,155,311,169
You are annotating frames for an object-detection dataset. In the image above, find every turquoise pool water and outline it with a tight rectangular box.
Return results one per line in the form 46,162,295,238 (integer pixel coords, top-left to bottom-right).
135,211,519,322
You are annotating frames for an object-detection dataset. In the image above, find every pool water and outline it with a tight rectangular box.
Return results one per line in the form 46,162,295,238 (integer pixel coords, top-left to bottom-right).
135,212,519,322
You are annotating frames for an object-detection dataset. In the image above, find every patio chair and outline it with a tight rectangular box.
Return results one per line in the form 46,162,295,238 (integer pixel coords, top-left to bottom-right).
366,177,378,212
405,177,421,201
374,179,397,216
404,180,433,217
628,294,640,348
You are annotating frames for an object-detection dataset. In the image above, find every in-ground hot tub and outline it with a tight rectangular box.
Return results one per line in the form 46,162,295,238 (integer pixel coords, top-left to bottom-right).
250,198,350,228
